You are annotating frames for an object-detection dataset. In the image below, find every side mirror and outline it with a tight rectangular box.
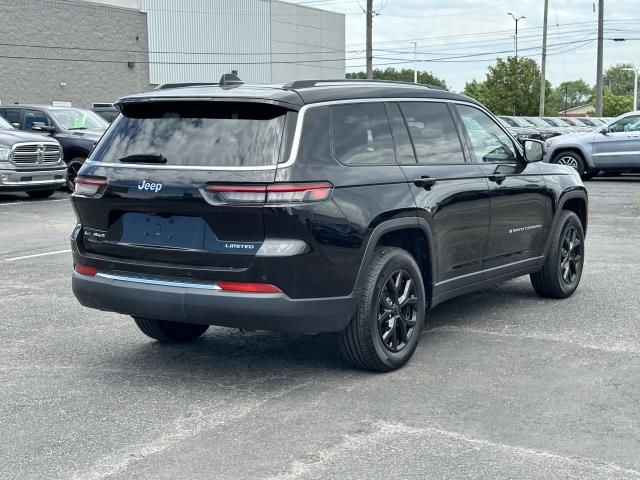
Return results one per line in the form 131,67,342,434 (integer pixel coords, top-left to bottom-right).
32,122,55,133
11,122,20,128
599,126,608,135
523,139,544,163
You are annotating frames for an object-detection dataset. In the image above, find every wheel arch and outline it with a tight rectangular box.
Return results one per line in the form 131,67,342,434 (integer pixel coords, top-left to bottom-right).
544,190,588,256
352,218,436,304
550,146,592,169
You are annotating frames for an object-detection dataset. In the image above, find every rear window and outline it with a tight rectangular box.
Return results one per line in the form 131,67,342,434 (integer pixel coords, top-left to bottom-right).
91,102,288,167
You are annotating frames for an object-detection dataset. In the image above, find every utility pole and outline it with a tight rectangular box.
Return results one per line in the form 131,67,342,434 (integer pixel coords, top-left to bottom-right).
366,0,373,79
595,0,604,116
539,0,549,116
413,42,418,83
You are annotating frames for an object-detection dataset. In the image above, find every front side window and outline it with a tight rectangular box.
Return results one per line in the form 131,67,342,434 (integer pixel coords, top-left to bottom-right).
457,105,518,163
23,110,51,130
608,115,640,133
399,102,466,164
330,103,395,165
91,102,288,167
0,109,20,126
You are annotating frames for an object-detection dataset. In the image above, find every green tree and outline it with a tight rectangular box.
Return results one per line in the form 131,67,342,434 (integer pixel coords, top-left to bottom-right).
603,63,636,97
602,87,633,117
462,57,556,116
346,68,448,90
555,80,594,111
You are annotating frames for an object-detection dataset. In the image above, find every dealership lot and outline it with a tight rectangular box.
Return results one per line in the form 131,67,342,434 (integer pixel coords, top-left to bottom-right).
1,178,639,480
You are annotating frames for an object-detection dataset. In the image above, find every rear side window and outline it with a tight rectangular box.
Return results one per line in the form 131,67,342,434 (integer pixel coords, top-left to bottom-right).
91,102,288,167
330,103,395,165
399,102,466,164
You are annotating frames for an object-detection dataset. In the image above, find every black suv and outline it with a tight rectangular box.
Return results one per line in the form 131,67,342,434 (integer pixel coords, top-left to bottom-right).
71,79,588,371
0,105,109,190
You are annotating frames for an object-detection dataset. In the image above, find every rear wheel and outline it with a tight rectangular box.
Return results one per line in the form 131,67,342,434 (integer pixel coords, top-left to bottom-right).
133,317,209,343
66,157,85,191
26,189,55,199
339,247,426,372
531,211,584,299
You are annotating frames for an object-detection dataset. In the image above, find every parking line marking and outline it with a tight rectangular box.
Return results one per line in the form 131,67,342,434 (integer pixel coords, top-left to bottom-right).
0,199,69,207
3,249,71,262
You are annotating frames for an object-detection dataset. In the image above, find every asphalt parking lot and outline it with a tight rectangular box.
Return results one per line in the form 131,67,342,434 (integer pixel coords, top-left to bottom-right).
1,177,639,480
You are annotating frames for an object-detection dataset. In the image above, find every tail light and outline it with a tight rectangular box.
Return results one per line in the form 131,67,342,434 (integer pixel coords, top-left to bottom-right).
204,182,333,205
75,177,108,197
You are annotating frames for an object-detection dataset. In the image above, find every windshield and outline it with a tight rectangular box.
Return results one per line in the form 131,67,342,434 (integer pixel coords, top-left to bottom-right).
507,116,532,128
565,118,587,126
50,108,109,130
547,118,571,127
91,101,288,167
0,115,13,129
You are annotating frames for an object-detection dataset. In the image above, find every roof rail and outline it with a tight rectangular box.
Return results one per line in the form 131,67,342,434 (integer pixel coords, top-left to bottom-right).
284,79,446,91
154,83,217,90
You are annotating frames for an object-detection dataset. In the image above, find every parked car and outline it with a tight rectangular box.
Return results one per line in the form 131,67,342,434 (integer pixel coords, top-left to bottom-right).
538,117,579,134
91,106,119,123
501,116,562,140
0,105,109,190
498,118,542,143
544,110,640,179
0,114,66,198
71,78,588,371
561,117,593,130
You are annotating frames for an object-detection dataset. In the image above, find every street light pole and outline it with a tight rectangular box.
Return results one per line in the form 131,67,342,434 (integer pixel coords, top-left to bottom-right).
507,12,526,58
413,42,418,84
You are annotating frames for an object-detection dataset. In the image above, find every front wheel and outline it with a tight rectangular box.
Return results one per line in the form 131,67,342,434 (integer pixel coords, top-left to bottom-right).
66,157,85,191
133,317,209,343
339,247,426,372
552,151,592,180
530,211,584,299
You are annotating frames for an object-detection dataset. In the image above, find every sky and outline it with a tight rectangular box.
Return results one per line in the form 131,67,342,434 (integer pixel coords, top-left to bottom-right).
287,0,639,92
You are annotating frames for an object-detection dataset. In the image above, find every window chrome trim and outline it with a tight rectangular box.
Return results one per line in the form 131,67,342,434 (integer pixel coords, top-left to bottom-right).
85,97,506,171
96,273,222,290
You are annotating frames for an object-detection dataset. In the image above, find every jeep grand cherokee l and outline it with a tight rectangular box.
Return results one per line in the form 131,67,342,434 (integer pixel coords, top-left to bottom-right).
0,113,65,197
71,79,588,371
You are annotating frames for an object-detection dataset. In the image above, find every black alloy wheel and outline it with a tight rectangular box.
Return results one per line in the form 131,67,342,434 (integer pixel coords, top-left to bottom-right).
559,225,582,285
377,269,419,353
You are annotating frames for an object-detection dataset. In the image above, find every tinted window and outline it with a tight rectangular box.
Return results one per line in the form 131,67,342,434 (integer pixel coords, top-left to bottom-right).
23,109,51,130
399,102,466,164
0,109,20,125
387,103,416,164
0,114,13,129
91,102,287,167
457,105,517,163
331,103,395,165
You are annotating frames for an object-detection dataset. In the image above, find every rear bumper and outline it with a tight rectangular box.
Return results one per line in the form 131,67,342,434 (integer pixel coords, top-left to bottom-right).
72,272,356,334
0,167,66,190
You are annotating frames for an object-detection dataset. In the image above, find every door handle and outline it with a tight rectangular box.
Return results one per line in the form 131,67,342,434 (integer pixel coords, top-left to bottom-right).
488,174,506,183
413,177,437,189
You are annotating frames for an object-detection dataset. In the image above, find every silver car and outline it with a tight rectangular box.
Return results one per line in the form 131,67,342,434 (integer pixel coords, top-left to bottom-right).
544,110,640,179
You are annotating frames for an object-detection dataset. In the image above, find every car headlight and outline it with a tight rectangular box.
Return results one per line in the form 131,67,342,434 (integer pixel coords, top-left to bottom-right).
0,146,12,162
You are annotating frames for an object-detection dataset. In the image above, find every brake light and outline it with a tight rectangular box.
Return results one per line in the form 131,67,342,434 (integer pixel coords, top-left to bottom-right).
204,182,333,205
74,264,97,276
75,177,108,196
217,281,281,293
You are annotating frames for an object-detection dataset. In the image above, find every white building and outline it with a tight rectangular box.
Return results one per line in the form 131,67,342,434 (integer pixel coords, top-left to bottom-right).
87,0,346,84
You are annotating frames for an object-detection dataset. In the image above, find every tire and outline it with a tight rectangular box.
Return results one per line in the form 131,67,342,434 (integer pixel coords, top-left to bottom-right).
339,247,426,372
27,189,55,199
66,157,85,191
133,317,209,343
531,211,584,299
552,151,591,180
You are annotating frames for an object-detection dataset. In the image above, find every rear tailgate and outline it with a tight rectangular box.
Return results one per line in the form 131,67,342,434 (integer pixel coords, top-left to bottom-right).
73,100,295,269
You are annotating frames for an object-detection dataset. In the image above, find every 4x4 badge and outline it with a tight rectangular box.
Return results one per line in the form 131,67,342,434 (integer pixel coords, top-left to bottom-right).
137,180,163,193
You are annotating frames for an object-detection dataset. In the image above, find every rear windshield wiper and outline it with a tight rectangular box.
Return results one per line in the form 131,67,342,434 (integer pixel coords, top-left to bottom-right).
118,154,168,164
